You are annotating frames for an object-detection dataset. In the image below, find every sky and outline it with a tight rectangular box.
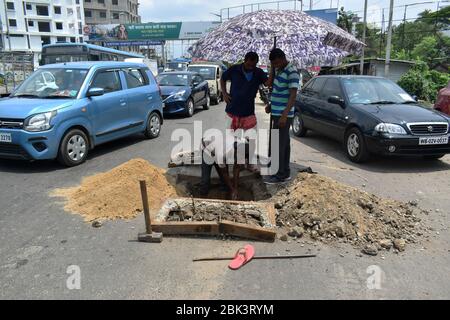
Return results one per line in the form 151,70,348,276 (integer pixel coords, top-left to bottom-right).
139,0,448,26
138,0,449,59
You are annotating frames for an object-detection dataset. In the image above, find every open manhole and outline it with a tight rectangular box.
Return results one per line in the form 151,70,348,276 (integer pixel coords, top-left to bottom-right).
154,168,277,241
173,173,272,202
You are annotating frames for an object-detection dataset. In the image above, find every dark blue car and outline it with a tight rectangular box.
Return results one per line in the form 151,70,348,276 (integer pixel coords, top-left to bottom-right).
157,72,210,117
293,76,450,162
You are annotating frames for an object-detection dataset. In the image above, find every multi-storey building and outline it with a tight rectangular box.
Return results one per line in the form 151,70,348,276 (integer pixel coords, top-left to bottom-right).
0,0,85,53
83,0,140,25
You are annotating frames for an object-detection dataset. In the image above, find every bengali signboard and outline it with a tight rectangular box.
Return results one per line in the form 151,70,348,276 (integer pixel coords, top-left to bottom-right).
104,40,165,47
126,22,183,40
85,22,220,43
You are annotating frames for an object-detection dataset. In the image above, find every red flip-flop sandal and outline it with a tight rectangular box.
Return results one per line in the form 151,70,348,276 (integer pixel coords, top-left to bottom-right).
229,245,255,270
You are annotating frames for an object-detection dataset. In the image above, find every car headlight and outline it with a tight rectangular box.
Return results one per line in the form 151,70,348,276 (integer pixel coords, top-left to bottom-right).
173,90,186,99
375,123,407,135
24,111,57,132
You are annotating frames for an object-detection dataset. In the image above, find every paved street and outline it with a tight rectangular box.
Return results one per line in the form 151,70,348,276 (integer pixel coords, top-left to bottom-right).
0,100,449,300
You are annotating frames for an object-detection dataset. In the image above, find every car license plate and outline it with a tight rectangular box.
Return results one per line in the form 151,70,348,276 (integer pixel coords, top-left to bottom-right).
419,136,449,145
0,132,12,143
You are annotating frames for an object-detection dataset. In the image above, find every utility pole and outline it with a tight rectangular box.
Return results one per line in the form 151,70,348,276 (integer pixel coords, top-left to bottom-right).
401,4,408,48
385,0,394,78
360,0,368,75
310,0,313,10
379,8,385,57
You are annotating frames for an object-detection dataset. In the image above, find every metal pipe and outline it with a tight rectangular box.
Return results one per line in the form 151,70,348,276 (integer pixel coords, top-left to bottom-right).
193,254,317,262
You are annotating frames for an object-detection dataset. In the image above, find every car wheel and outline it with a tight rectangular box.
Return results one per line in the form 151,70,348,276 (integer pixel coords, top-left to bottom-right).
292,112,308,137
203,94,211,110
211,91,220,105
345,127,369,163
423,154,445,160
186,98,195,117
144,112,161,139
57,129,89,167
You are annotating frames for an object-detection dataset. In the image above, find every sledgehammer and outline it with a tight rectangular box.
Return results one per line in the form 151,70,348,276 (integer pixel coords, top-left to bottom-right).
138,180,163,243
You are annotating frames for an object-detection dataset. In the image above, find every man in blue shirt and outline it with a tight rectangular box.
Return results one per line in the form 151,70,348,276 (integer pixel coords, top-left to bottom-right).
220,52,270,130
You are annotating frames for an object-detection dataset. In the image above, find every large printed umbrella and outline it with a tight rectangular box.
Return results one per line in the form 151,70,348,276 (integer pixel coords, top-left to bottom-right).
190,10,364,68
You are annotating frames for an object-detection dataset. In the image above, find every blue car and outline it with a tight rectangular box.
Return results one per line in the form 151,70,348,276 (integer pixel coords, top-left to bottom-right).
157,72,210,117
0,61,163,167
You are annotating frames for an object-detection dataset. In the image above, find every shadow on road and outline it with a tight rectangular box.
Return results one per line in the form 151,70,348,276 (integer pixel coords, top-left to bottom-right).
163,108,209,121
0,134,148,174
293,131,450,174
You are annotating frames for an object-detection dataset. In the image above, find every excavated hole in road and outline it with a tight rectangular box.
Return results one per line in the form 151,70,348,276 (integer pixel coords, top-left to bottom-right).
174,173,272,202
158,173,275,227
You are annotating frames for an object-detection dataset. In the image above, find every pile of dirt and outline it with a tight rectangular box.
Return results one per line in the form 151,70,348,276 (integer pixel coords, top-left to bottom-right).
272,173,428,254
52,159,178,222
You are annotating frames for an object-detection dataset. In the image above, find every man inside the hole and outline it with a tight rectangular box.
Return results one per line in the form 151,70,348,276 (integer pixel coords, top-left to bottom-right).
199,130,255,200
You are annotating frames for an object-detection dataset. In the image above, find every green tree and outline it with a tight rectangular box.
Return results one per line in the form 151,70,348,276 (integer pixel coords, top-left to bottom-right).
355,22,382,58
418,6,450,28
398,62,450,102
337,7,357,33
391,6,449,56
391,20,434,54
410,35,450,70
337,7,382,58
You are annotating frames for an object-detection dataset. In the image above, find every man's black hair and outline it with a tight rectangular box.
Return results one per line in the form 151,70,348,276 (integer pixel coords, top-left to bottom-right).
244,52,259,63
269,48,286,61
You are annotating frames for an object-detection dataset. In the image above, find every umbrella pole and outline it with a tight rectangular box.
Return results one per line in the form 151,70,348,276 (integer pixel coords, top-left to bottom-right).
268,36,277,165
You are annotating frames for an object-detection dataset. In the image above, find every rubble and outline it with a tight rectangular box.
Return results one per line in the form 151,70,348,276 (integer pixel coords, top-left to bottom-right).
272,173,428,252
393,239,407,252
362,244,379,256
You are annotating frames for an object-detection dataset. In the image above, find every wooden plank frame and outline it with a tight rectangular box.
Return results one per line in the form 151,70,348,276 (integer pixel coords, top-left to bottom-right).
153,198,277,242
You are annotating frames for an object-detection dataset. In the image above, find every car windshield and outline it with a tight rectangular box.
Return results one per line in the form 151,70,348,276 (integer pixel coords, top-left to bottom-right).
157,74,189,86
188,66,215,80
342,77,415,105
12,68,88,99
167,62,187,71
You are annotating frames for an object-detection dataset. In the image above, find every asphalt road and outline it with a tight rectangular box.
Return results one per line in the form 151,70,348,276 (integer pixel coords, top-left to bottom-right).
1,101,449,300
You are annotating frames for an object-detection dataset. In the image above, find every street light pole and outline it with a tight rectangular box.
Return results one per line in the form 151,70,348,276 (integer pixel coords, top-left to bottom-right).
360,0,368,75
385,0,394,78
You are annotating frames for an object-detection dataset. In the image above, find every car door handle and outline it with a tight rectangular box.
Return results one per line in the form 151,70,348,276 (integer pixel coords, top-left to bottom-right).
120,99,127,106
147,95,153,100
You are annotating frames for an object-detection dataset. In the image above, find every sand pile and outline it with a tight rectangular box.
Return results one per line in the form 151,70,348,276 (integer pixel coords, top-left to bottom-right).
272,173,428,254
52,159,178,222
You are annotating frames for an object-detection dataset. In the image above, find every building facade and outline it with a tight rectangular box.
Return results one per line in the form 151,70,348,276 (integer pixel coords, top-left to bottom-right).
0,0,85,53
83,0,140,25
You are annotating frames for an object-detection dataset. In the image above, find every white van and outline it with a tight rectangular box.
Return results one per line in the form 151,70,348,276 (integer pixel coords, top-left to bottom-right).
125,58,159,76
188,64,223,105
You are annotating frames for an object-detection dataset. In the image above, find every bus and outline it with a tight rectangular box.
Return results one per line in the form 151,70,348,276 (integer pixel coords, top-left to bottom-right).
40,43,144,66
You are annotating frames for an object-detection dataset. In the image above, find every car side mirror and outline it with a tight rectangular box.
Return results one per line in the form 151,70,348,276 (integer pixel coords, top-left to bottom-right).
412,95,418,102
328,95,345,107
87,88,105,97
